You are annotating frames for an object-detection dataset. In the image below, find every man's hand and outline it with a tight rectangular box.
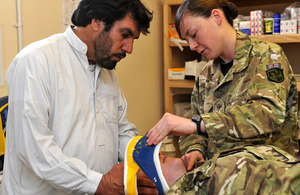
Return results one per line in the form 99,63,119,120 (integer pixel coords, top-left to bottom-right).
181,151,205,171
136,169,158,195
95,162,125,195
95,163,158,195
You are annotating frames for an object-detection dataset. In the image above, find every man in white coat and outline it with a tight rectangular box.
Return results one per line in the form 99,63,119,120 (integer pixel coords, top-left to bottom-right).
1,0,156,194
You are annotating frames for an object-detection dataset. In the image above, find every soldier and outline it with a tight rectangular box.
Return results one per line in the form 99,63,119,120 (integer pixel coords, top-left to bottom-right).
147,0,299,180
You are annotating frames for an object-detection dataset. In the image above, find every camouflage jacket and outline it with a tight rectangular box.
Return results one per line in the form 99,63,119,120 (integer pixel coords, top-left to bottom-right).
167,145,300,194
180,31,299,159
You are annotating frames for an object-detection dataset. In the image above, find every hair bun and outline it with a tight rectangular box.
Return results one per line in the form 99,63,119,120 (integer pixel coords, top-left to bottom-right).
219,0,238,26
220,1,238,20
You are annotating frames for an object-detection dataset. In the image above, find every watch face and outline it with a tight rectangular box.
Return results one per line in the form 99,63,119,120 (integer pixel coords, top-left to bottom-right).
192,115,201,121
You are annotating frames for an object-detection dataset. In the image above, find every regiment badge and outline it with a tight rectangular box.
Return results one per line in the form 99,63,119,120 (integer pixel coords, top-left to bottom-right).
266,63,284,83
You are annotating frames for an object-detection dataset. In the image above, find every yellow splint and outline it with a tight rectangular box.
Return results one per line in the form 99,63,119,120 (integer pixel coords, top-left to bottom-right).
124,136,142,195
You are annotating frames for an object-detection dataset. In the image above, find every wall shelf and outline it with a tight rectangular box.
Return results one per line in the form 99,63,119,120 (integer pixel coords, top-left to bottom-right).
251,34,300,44
167,79,195,88
170,34,300,47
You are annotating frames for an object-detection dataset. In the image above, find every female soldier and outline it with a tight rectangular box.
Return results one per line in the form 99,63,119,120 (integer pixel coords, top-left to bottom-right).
147,0,299,172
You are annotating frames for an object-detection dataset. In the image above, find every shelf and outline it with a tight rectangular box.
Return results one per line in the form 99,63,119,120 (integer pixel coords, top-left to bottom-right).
251,34,300,44
166,0,183,5
168,80,300,92
169,34,300,47
169,41,188,47
168,79,195,88
231,0,295,7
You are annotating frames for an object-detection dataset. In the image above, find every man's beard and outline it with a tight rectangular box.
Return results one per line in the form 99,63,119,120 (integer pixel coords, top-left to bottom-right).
94,30,126,70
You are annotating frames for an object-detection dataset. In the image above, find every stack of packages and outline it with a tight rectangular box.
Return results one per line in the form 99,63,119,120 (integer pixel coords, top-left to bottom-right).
234,2,300,35
280,3,300,34
250,10,273,35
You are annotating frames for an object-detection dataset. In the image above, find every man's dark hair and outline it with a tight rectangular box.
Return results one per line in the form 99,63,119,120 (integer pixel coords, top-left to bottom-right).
71,0,153,35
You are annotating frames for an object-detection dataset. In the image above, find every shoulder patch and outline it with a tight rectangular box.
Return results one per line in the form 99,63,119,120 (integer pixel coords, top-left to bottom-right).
266,63,281,70
270,53,278,60
266,68,284,83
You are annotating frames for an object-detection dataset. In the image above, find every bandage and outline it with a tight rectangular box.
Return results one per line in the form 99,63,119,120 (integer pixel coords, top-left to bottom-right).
124,136,142,195
133,135,169,195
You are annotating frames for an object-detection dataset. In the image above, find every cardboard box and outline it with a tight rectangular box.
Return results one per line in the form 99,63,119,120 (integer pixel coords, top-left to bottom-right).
168,68,185,80
250,10,265,35
168,24,180,39
239,21,251,35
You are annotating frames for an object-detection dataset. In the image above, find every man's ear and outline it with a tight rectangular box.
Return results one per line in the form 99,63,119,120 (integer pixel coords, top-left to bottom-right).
91,19,105,32
211,9,223,25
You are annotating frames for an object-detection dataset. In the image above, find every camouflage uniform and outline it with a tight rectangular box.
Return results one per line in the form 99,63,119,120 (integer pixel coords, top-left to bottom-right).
180,31,299,160
167,145,300,194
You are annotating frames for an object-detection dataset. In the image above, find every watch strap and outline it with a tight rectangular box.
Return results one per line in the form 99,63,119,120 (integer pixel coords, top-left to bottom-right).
192,115,202,135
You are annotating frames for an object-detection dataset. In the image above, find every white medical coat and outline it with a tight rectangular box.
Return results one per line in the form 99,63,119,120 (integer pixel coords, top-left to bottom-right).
1,26,137,194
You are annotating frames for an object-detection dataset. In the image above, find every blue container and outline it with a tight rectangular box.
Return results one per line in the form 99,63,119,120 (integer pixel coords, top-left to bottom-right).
240,28,251,35
273,14,281,34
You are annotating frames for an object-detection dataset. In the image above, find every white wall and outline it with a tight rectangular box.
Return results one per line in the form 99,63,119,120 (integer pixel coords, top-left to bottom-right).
117,0,164,135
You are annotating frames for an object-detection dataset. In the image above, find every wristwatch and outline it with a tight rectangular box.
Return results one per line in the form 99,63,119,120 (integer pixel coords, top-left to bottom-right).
191,115,202,135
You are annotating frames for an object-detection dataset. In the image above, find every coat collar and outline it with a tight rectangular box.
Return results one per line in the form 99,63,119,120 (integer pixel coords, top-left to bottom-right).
64,25,88,55
208,31,254,86
211,31,253,76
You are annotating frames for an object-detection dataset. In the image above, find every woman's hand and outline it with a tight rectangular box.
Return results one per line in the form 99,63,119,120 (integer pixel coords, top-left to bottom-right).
181,151,205,171
146,113,197,145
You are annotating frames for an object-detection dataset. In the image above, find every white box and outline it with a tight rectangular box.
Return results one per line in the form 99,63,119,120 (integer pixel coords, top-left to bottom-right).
168,68,185,80
185,60,206,80
184,60,197,77
280,20,297,34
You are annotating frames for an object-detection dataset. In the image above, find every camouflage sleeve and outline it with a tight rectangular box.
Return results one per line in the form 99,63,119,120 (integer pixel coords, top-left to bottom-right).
167,145,300,194
179,133,208,157
179,77,208,156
